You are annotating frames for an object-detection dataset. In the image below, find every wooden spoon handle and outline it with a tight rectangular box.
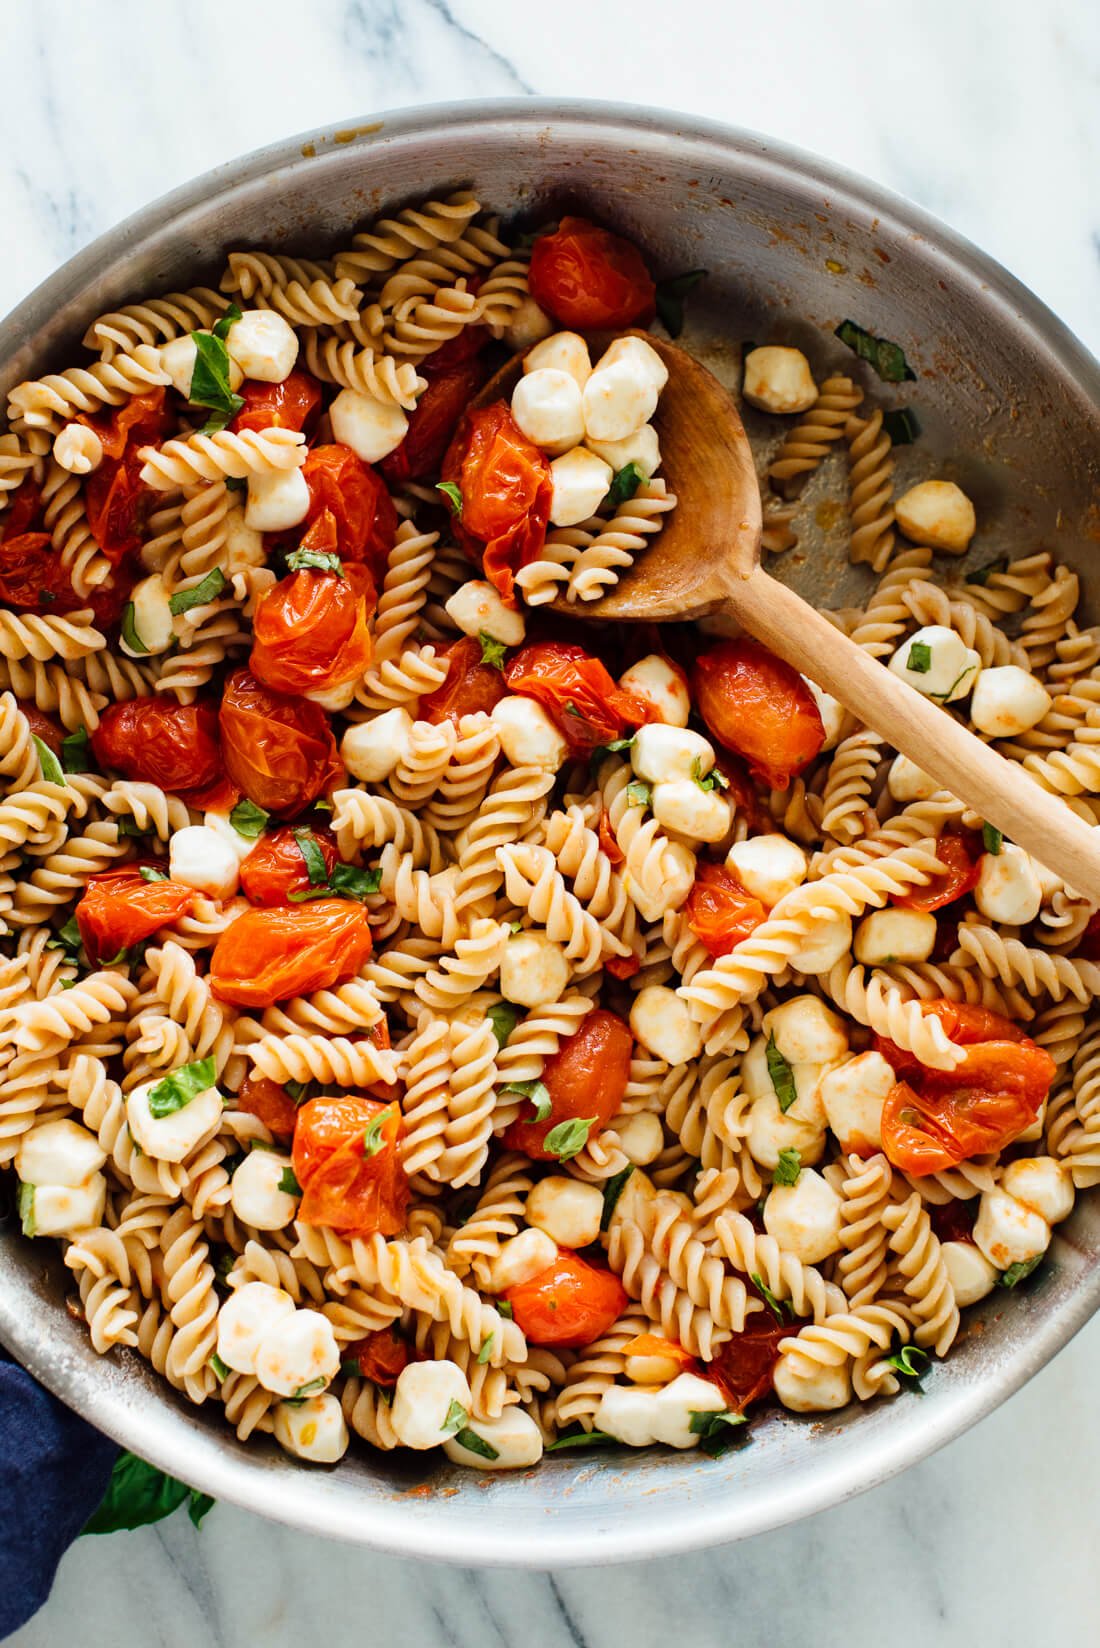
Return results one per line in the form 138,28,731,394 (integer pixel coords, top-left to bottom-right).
727,567,1100,904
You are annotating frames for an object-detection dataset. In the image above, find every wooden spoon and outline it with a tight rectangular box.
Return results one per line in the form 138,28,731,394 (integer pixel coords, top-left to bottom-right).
474,333,1100,904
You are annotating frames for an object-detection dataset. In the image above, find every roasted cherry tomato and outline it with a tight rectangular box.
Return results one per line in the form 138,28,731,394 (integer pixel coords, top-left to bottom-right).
441,402,552,606
598,809,625,866
503,641,655,751
92,699,223,793
219,668,343,817
17,701,63,754
694,638,825,791
3,477,43,538
505,1251,628,1348
210,900,373,1007
75,866,195,966
528,217,656,330
232,370,323,436
930,1198,977,1246
381,356,491,484
250,563,375,695
709,1311,792,1414
298,445,397,582
293,1094,408,1236
685,862,768,959
418,636,507,725
0,533,59,610
895,830,982,913
236,1072,300,1142
345,1325,413,1387
876,1000,1056,1175
82,389,171,561
503,1008,631,1160
240,826,339,907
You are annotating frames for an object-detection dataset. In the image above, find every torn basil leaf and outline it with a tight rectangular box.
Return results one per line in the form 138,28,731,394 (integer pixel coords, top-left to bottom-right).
147,1056,217,1119
82,1450,214,1536
834,319,916,383
441,1399,468,1436
362,1115,388,1157
765,1035,797,1113
501,1078,551,1122
209,1353,230,1382
882,407,921,445
453,1426,500,1461
120,602,149,655
436,481,463,518
278,1167,303,1197
655,269,707,338
31,735,65,787
965,556,1007,587
605,462,645,509
478,631,508,671
751,1271,791,1323
626,780,651,808
546,1427,617,1452
189,328,244,426
884,1344,929,1380
772,1147,801,1187
906,640,932,674
487,1002,522,1047
229,798,269,838
477,1334,495,1366
60,725,94,774
544,1116,596,1162
169,566,228,616
601,1164,635,1230
17,1182,35,1237
999,1255,1042,1288
287,547,344,576
139,866,169,883
212,303,242,341
982,822,1004,856
293,828,330,886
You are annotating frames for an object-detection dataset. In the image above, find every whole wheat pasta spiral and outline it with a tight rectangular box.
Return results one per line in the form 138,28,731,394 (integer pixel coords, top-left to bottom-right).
334,192,482,284
767,375,862,496
608,1189,755,1358
302,332,426,409
835,1152,896,1305
7,346,170,432
138,425,306,491
0,607,104,662
882,1193,960,1354
222,253,362,326
819,728,886,844
564,480,678,603
845,409,896,570
367,520,438,667
83,288,231,358
349,643,450,712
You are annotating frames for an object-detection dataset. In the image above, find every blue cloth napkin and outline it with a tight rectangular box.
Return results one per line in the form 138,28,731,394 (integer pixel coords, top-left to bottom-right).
0,1353,117,1641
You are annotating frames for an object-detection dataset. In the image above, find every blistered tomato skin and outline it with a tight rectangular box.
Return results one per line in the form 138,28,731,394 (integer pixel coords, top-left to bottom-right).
209,900,373,1007
503,642,655,751
298,445,397,582
419,637,507,725
709,1312,792,1413
685,863,768,959
503,1008,631,1160
381,356,490,484
239,826,339,907
219,668,343,817
528,217,656,330
693,638,825,790
250,563,375,695
75,866,195,966
92,700,223,793
505,1252,628,1347
441,402,552,606
293,1094,408,1236
232,370,323,435
237,1073,300,1141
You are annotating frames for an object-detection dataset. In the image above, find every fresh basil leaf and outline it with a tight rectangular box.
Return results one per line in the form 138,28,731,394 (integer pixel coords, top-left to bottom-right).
906,640,932,674
626,780,651,808
772,1147,801,1188
497,1300,514,1321
286,547,344,576
751,1271,791,1324
689,1409,747,1449
965,556,1008,587
189,329,245,421
882,407,921,445
546,1427,617,1452
52,915,83,958
229,798,269,838
601,1164,635,1230
834,319,916,383
225,475,247,493
328,861,382,900
209,1353,230,1381
31,735,65,787
691,755,727,794
60,725,95,774
341,1358,362,1378
452,1426,500,1461
765,1035,798,1114
289,1376,327,1402
278,1167,303,1197
362,1115,387,1157
117,819,149,838
120,602,148,655
293,828,330,886
982,823,1004,856
285,1079,308,1105
442,1398,468,1436
605,462,645,509
148,1056,217,1119
884,1344,929,1380
598,736,635,756
656,268,707,338
999,1255,1042,1289
477,1334,494,1366
436,481,463,518
169,567,228,616
478,630,508,671
487,1002,522,1047
187,1491,215,1529
508,920,524,935
212,303,242,342
83,1451,199,1536
139,866,170,884
544,1115,596,1162
501,1078,551,1121
17,1182,35,1237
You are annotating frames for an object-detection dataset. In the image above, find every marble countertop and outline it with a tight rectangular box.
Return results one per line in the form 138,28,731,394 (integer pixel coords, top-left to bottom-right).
4,0,1100,1642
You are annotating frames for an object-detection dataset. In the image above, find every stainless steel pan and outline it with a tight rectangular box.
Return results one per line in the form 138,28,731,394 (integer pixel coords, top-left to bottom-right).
2,100,1098,1566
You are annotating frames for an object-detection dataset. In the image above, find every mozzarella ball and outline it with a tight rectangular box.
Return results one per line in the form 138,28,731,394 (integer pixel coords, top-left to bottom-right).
895,480,976,555
245,465,310,532
223,504,265,570
747,1092,826,1170
625,1348,684,1385
226,309,299,383
773,1355,852,1412
651,779,732,844
170,824,241,900
126,1079,223,1163
974,843,1043,926
803,678,847,750
1001,1157,1074,1226
444,1406,544,1470
549,446,614,526
616,1111,666,1166
651,1372,728,1449
27,1175,107,1237
159,335,201,399
854,908,937,966
630,985,705,1064
205,809,261,866
524,331,592,387
597,335,669,395
788,913,853,975
594,1383,661,1448
742,1035,830,1129
330,387,408,463
638,839,697,922
631,723,715,785
501,296,554,350
254,1308,340,1397
230,1148,300,1231
608,1167,656,1229
486,1228,558,1294
974,1188,1051,1271
274,1392,349,1464
54,422,103,475
889,625,981,702
1016,1096,1047,1147
444,579,526,647
888,753,940,803
742,346,818,415
764,1167,843,1265
582,361,659,444
941,1240,998,1307
511,367,584,455
618,655,689,727
585,423,662,480
763,996,849,1067
16,1120,105,1189
341,708,414,784
970,666,1051,738
491,695,569,771
819,1052,894,1153
217,1281,296,1376
499,930,571,1008
391,1358,473,1450
725,835,808,909
124,573,175,657
526,1177,603,1249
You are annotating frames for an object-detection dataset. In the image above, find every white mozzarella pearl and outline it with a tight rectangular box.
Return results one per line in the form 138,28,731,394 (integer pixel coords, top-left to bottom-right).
126,1079,224,1164
895,480,976,555
124,573,175,657
526,1177,604,1249
618,655,690,727
819,1052,895,1153
391,1359,473,1450
741,1035,830,1129
854,908,938,965
510,367,585,455
594,1383,661,1447
229,1148,300,1231
742,346,818,415
524,331,592,387
54,423,103,475
788,913,854,975
223,505,265,570
159,335,201,398
650,779,732,844
205,810,262,866
941,1241,998,1307
169,824,241,900
581,360,659,443
974,1189,1051,1271
226,309,300,383
974,844,1043,925
889,625,981,701
724,834,808,908
651,1372,728,1449
330,387,408,463
491,695,569,771
217,1281,296,1375
486,1228,558,1294
746,1092,826,1171
888,753,940,803
631,723,715,785
274,1392,350,1463
1000,1157,1074,1226
630,985,705,1064
763,1167,843,1265
548,446,614,527
244,466,311,532
584,423,661,480
341,708,415,783
763,996,849,1066
969,666,1051,738
773,1355,852,1412
615,1111,665,1166
625,1350,684,1385
253,1308,340,1397
15,1120,106,1189
803,678,847,750
443,1407,544,1470
596,335,669,394
498,930,571,1008
501,296,554,350
444,579,526,646
27,1175,107,1237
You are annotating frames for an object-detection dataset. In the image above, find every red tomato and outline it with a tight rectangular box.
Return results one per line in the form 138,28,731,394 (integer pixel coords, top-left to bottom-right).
504,641,655,751
528,217,656,330
293,1094,408,1236
219,668,343,817
92,700,223,793
236,1072,299,1142
17,701,63,754
709,1312,792,1413
210,900,373,1007
75,866,195,966
503,1008,631,1160
82,390,170,561
598,809,625,865
381,356,490,484
250,563,375,695
418,636,507,726
604,951,642,981
685,863,768,959
505,1251,628,1348
346,1325,413,1386
298,446,397,582
3,478,43,538
232,370,323,435
895,831,982,913
441,402,552,606
930,1199,977,1246
240,826,339,907
0,534,62,610
1080,911,1100,961
694,639,825,790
